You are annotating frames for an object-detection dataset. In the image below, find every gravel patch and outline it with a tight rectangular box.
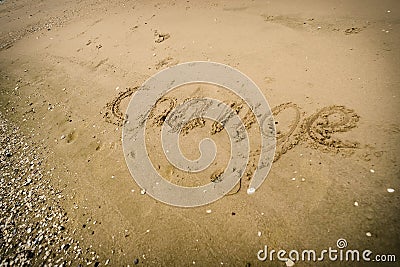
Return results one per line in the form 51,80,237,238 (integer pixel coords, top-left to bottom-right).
0,112,99,266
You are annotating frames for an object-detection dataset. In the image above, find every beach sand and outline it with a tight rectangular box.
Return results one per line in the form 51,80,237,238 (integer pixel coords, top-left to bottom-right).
1,0,399,266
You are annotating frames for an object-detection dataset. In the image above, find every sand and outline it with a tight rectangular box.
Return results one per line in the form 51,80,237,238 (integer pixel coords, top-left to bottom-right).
1,0,399,266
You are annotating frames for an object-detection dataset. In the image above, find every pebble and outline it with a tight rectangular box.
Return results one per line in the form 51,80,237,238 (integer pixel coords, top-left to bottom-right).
206,209,212,214
387,188,395,193
370,169,375,173
247,187,256,194
140,189,146,195
366,232,372,237
286,259,295,267
354,201,359,207
257,231,262,237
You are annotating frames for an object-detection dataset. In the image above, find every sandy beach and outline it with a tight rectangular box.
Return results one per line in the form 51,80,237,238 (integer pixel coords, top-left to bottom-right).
1,0,399,266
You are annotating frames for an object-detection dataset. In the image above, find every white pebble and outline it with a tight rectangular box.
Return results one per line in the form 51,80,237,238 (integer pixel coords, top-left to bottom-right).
257,231,262,237
140,189,146,195
286,259,295,267
206,209,212,214
354,201,359,207
370,169,375,173
291,178,296,181
366,232,372,237
387,188,395,193
247,187,256,194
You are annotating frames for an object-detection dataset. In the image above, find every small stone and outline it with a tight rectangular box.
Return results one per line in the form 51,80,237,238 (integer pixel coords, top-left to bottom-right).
370,169,375,173
387,188,395,193
134,258,139,265
301,178,305,182
366,232,372,237
354,201,359,207
60,135,65,140
247,187,256,194
24,178,32,186
257,231,262,237
291,178,296,181
140,189,146,195
286,259,295,267
206,209,212,214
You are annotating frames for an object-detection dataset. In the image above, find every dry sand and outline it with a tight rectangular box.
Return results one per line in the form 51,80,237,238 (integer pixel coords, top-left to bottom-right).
1,0,399,266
